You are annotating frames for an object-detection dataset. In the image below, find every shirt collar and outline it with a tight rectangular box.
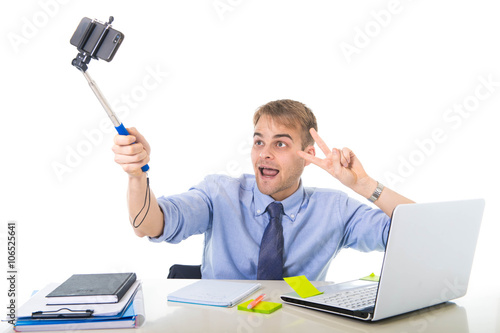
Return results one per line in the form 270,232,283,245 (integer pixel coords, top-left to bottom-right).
253,179,304,222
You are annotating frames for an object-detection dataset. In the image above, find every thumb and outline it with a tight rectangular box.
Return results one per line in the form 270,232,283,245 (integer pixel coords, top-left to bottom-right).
126,127,151,155
329,148,343,178
125,127,139,138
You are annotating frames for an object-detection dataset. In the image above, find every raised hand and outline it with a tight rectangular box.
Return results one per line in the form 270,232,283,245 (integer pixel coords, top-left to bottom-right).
112,127,151,178
297,128,372,193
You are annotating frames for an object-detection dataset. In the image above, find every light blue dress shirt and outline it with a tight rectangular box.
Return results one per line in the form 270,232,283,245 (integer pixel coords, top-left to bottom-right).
150,174,390,281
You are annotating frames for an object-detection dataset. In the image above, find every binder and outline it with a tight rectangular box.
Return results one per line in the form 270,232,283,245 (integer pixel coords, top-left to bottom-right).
14,287,145,332
17,281,140,319
14,282,145,332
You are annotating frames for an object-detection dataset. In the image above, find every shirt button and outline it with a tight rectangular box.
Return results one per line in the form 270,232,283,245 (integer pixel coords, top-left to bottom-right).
291,214,295,219
257,209,261,214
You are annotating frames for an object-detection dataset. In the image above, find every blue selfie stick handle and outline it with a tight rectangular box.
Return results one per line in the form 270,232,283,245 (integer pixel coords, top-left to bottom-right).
115,123,150,172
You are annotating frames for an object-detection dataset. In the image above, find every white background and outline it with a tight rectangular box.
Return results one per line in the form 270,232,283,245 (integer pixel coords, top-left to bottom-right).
1,0,499,326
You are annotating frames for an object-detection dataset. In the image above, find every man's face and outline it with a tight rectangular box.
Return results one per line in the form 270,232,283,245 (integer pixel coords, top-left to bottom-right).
251,115,315,201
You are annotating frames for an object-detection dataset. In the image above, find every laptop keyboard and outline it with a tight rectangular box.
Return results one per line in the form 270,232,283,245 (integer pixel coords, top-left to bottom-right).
315,285,378,311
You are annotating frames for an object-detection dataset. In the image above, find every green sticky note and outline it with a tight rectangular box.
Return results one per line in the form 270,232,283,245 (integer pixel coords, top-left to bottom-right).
238,300,282,314
283,275,323,298
360,273,380,282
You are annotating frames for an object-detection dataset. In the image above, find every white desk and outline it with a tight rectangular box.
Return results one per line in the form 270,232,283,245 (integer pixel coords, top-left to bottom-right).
3,279,499,333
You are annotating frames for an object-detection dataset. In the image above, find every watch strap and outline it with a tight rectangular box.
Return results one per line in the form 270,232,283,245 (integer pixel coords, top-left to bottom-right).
368,182,384,203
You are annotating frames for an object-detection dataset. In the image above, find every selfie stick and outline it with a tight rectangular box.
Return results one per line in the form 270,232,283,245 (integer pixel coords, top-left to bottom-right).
71,17,149,172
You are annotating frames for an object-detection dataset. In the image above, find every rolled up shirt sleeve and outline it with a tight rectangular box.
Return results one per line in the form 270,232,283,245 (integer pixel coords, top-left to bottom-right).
149,178,213,244
339,195,391,252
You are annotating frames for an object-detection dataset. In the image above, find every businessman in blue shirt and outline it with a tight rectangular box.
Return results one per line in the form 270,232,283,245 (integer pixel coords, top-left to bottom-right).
112,99,414,280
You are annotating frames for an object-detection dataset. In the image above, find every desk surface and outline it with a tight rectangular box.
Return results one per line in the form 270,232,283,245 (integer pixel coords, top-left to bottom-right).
3,279,499,333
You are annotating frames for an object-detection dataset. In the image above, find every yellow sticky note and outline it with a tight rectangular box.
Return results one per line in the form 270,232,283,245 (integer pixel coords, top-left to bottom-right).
360,273,380,282
238,300,282,314
284,275,323,298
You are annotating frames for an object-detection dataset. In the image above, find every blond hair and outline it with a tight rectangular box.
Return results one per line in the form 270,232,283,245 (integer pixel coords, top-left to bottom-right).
253,99,318,149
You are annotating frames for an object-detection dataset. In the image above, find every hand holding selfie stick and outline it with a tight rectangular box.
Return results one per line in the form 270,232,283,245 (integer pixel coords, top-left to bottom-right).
71,16,149,172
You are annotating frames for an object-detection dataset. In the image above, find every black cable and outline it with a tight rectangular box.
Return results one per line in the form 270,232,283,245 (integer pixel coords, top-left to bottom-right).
133,174,151,228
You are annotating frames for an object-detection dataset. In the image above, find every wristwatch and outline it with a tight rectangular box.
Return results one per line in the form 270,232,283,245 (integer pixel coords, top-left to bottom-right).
368,182,384,203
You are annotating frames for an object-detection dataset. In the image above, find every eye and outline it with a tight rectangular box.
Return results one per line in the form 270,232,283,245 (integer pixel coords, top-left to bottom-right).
277,141,287,148
254,140,264,146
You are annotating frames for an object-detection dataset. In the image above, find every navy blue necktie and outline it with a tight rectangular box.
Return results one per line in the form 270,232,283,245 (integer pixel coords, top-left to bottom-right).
257,202,284,280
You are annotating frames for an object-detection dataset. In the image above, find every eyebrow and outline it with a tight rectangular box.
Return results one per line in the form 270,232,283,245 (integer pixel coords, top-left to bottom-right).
253,132,294,142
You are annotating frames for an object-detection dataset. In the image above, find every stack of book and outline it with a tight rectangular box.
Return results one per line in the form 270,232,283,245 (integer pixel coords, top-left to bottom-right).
14,273,145,331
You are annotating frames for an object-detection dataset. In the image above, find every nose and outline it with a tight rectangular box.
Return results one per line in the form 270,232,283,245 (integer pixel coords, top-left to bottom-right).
259,145,273,159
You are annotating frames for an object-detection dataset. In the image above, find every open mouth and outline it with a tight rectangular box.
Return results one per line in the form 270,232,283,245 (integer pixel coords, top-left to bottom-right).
259,167,279,178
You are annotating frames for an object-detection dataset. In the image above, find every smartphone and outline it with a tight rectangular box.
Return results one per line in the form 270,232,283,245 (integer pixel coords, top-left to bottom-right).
70,17,124,62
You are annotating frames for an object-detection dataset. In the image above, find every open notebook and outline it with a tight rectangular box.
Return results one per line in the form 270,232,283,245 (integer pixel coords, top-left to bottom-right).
168,280,261,307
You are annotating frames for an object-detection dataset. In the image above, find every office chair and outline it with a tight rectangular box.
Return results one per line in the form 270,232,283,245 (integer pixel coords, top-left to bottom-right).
167,264,202,279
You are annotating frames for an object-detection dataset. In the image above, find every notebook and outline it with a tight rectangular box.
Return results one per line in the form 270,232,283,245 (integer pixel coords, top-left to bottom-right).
168,280,261,307
281,199,485,321
46,273,137,305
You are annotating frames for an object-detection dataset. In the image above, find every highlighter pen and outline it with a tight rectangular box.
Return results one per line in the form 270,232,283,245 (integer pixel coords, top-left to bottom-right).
247,294,266,309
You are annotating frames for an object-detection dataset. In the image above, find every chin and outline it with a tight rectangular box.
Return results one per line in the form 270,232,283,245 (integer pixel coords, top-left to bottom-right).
255,176,277,196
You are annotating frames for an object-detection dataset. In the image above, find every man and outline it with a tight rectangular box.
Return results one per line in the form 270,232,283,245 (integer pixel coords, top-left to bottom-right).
112,99,413,280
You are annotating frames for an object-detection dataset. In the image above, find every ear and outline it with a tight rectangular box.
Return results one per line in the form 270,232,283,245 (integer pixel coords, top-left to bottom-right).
302,145,316,167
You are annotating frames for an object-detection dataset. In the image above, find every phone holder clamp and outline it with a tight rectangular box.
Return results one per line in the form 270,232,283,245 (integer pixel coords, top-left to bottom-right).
71,16,115,72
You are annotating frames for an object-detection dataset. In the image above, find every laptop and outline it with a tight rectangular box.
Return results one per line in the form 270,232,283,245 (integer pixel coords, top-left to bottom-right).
280,199,485,321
